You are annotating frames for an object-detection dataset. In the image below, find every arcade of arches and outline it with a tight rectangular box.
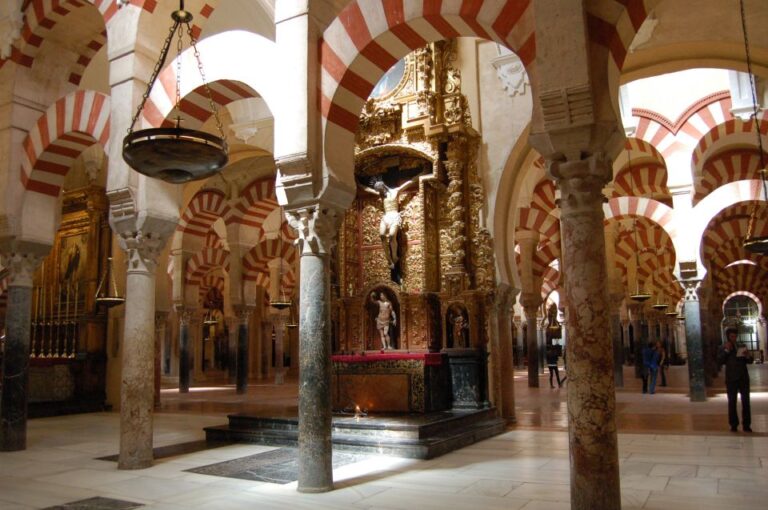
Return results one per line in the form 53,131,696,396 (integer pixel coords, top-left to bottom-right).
0,1,767,509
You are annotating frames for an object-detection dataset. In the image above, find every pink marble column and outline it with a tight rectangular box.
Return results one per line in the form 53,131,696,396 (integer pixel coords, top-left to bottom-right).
549,155,620,510
497,286,516,422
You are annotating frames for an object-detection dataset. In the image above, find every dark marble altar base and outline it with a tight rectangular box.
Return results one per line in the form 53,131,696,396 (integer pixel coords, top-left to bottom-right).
205,407,505,459
186,447,366,484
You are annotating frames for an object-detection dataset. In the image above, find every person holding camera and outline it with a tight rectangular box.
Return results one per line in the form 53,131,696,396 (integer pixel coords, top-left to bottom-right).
717,328,753,432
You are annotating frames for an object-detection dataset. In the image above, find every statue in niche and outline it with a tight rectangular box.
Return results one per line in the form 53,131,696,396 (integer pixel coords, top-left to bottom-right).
447,305,469,348
370,291,397,350
358,162,427,283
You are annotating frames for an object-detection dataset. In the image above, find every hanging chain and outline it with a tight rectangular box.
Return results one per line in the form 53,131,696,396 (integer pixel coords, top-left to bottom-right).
185,22,228,149
175,19,184,120
127,20,180,134
739,0,768,240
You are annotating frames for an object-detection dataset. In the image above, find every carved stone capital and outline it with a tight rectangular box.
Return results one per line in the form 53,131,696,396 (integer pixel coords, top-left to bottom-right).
547,153,612,216
155,311,169,329
118,230,168,275
234,305,254,324
682,279,702,302
286,205,342,256
0,251,44,288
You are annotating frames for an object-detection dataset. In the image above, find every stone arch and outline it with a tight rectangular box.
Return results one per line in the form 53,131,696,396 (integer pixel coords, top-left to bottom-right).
321,0,536,186
633,91,732,160
531,179,556,214
142,31,279,129
241,237,297,291
723,291,763,317
20,90,110,197
691,111,768,170
603,196,677,242
229,177,278,236
177,188,232,237
696,148,767,203
185,247,230,286
691,180,768,267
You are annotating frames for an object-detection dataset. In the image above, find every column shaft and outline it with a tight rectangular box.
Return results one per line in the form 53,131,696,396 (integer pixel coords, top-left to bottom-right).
0,286,33,451
611,312,623,387
297,252,332,492
119,266,157,469
552,156,620,510
236,310,251,394
498,297,516,422
523,306,539,388
683,282,706,402
179,316,190,393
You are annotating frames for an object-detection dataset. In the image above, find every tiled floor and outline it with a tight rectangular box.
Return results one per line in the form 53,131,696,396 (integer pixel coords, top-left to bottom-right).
0,365,766,510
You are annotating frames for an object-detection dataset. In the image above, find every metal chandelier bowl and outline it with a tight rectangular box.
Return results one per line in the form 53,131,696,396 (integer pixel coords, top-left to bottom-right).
743,235,768,254
123,127,228,184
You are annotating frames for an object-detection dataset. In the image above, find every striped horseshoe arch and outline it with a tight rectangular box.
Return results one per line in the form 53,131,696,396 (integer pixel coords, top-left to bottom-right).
185,247,230,286
242,238,298,292
20,90,110,197
177,189,232,238
321,0,536,179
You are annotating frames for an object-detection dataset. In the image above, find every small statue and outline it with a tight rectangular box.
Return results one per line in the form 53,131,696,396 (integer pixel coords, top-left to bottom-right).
452,313,468,348
370,291,396,350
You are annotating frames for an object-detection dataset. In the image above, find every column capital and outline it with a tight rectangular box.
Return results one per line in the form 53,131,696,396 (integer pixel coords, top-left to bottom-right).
286,204,342,256
547,153,612,215
682,279,702,302
174,305,194,325
154,311,169,329
0,251,44,288
233,305,255,323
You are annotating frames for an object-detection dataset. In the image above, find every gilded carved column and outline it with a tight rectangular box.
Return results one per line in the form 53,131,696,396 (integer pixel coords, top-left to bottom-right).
549,154,620,509
287,204,341,493
117,228,172,469
682,280,706,401
0,248,45,451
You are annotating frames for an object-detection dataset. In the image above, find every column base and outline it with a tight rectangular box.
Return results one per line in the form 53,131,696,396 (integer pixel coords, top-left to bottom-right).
297,485,334,494
118,458,153,470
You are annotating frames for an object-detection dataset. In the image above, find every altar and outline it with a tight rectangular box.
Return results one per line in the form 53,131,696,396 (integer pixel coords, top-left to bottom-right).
331,352,450,413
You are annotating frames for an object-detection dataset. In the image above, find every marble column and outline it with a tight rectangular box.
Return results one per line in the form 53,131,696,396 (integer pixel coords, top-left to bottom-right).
272,313,287,385
235,306,253,394
497,287,516,422
154,312,168,407
0,250,44,451
549,155,620,510
287,205,340,493
537,318,546,371
117,231,168,470
621,319,631,365
514,317,524,368
521,296,540,388
682,280,706,402
177,308,192,393
629,304,644,378
610,304,624,388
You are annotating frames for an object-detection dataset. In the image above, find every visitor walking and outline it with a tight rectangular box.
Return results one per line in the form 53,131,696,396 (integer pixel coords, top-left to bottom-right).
641,342,660,394
546,346,564,388
717,328,753,432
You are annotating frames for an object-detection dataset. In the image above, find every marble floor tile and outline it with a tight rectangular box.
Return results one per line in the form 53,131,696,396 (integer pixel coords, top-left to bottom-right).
648,463,698,477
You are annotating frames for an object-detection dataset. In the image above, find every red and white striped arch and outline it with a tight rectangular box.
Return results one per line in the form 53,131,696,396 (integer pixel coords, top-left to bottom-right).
229,177,278,232
722,291,763,317
633,92,732,160
144,80,259,130
531,243,558,279
692,113,768,169
2,1,157,76
531,179,556,214
714,264,768,303
322,0,536,183
20,90,110,197
516,208,560,244
625,138,664,162
242,238,297,290
696,149,767,203
199,271,225,300
612,161,669,199
177,189,232,237
185,247,230,285
604,196,677,242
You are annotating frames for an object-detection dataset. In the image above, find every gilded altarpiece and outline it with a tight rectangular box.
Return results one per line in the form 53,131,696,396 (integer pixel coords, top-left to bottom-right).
27,186,111,414
332,41,497,413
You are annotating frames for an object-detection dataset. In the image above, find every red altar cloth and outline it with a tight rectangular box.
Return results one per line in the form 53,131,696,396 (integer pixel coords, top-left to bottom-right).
331,352,443,366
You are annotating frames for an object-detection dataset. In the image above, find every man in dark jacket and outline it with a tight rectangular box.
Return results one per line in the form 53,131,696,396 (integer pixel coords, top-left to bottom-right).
717,328,753,432
641,342,660,394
